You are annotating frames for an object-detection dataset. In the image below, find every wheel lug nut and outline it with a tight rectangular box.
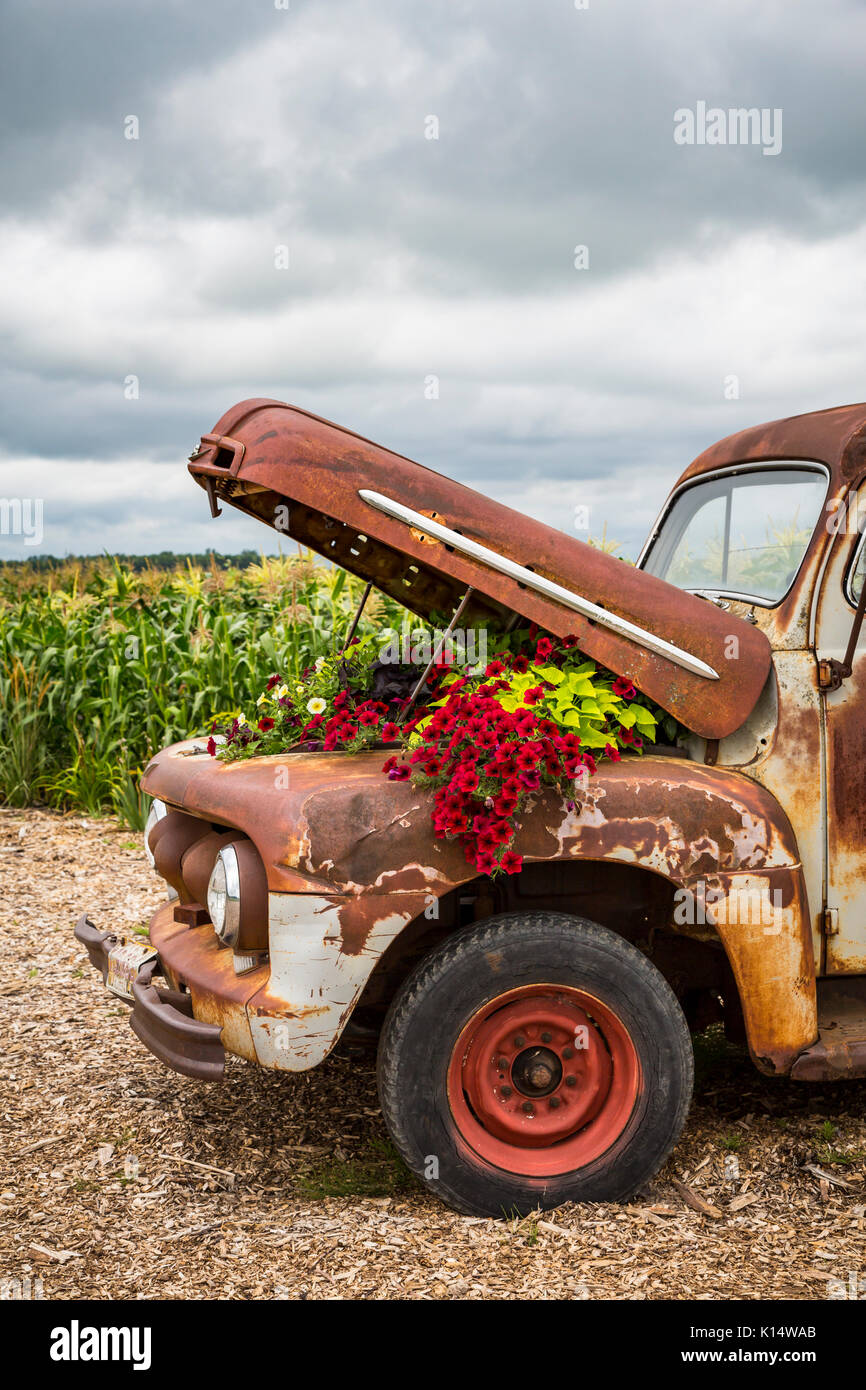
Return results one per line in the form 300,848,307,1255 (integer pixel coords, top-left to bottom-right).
565,1075,577,1087
497,1057,509,1070
549,1096,561,1109
541,1031,552,1044
563,1046,574,1059
501,1085,512,1098
513,1034,526,1048
522,1101,534,1115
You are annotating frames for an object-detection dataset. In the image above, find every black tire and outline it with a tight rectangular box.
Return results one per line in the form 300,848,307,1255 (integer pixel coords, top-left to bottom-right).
377,911,693,1217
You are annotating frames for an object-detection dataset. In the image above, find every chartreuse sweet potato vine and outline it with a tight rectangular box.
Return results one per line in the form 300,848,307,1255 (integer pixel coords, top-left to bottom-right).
212,625,678,876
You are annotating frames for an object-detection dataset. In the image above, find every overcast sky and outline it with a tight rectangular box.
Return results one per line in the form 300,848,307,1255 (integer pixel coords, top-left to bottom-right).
2,0,866,559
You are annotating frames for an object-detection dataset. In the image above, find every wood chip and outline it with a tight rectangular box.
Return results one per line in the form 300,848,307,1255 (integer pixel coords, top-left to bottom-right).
803,1163,854,1189
29,1244,81,1263
670,1178,723,1219
728,1193,761,1212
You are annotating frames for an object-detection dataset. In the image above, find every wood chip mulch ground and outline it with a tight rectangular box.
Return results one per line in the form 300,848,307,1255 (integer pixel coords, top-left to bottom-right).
1,808,864,1301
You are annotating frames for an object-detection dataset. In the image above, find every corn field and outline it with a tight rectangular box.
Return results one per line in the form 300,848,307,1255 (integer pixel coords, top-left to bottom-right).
0,553,407,828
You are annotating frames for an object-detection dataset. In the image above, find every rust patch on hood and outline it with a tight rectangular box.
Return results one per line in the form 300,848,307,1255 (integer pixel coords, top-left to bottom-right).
144,744,800,895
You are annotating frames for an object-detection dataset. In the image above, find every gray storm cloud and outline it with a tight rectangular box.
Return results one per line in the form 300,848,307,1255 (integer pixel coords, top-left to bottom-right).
1,0,865,557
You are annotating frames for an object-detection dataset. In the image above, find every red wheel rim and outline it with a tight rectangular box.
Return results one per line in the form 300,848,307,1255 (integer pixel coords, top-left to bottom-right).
446,984,641,1177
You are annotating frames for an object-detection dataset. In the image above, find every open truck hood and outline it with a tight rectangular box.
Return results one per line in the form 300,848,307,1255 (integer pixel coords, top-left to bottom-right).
186,398,772,740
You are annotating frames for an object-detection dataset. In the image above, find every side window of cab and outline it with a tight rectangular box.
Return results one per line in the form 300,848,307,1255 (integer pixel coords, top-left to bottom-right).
847,529,866,606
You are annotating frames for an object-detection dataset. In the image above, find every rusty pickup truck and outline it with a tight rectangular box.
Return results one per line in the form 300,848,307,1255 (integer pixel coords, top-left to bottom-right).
76,398,866,1216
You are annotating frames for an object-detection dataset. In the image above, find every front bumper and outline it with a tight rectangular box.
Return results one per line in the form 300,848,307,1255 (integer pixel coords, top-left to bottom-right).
74,913,226,1082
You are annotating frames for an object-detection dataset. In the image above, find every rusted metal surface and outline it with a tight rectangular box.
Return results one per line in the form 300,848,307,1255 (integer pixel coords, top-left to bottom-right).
130,960,225,1083
74,914,114,985
149,902,266,1063
185,399,771,741
677,403,866,490
247,893,424,1071
813,475,866,975
75,910,227,1081
142,742,817,1073
667,405,866,982
790,978,866,1080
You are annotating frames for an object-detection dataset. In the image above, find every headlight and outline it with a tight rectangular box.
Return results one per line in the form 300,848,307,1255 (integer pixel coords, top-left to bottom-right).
144,799,167,867
207,845,241,945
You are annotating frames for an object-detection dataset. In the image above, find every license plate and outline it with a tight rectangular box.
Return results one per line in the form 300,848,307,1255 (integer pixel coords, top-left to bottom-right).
106,939,158,1000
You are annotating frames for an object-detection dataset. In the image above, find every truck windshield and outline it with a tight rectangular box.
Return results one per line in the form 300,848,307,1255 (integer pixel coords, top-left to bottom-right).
641,464,827,605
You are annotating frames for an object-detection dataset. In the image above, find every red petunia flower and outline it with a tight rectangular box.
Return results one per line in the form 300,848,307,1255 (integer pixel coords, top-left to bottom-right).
257,716,275,731
500,850,523,875
456,770,480,792
514,744,541,771
613,676,636,699
535,637,554,660
206,736,217,757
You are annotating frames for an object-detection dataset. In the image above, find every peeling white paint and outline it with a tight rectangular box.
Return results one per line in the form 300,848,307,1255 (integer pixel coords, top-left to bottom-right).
247,893,413,1071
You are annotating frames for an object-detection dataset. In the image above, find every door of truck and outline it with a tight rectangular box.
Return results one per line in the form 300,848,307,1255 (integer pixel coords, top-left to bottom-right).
816,477,866,973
